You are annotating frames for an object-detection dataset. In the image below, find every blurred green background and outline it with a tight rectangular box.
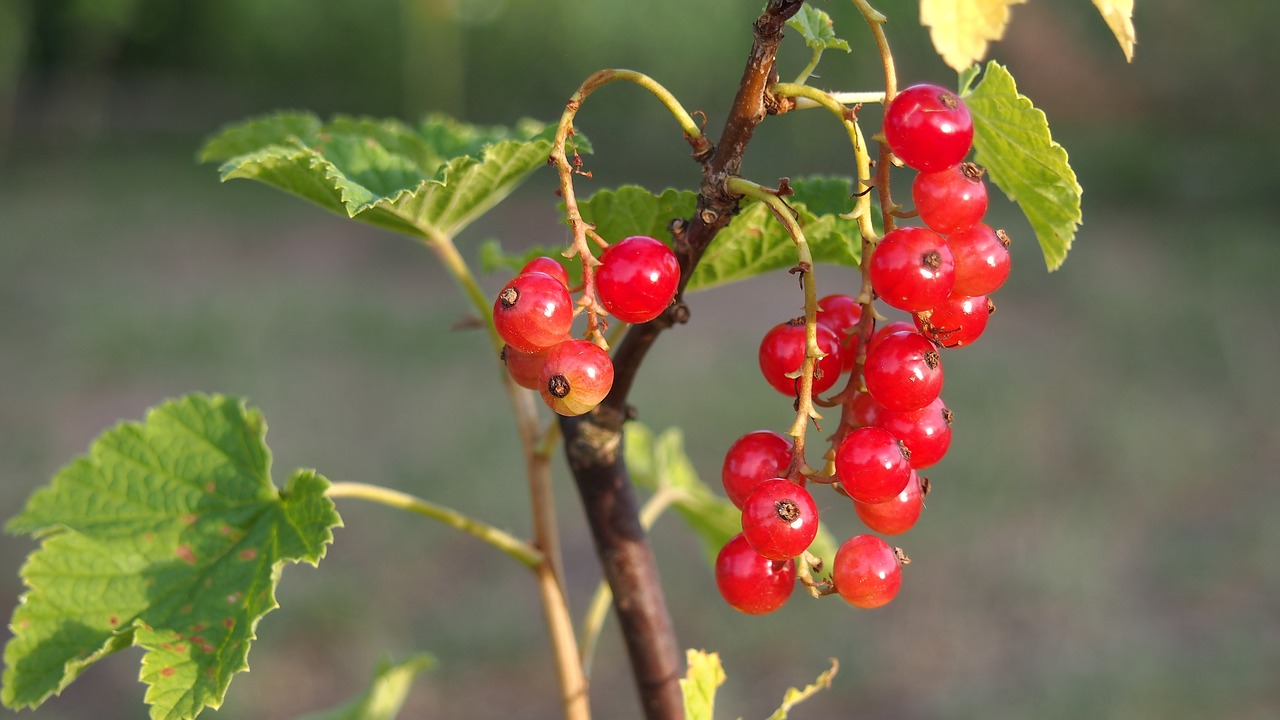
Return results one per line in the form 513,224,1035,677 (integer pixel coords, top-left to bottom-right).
1,0,1278,718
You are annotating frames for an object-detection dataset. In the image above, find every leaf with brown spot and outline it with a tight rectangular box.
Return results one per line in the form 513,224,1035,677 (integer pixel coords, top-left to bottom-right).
2,394,342,720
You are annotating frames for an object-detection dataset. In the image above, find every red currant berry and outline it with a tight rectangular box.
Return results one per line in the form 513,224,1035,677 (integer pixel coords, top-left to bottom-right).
758,319,844,397
741,479,820,561
832,534,903,609
494,271,574,353
874,396,953,469
854,472,927,536
869,227,955,313
817,294,864,372
595,235,680,324
883,83,974,172
851,391,885,429
835,426,913,504
538,339,614,416
948,224,1012,297
863,331,944,412
868,321,917,356
722,430,793,509
520,256,570,288
502,344,549,390
715,533,796,615
912,162,988,235
915,294,994,348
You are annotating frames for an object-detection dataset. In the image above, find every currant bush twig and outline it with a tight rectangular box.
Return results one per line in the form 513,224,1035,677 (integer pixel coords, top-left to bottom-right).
325,482,543,568
579,486,686,678
725,176,824,467
558,5,805,718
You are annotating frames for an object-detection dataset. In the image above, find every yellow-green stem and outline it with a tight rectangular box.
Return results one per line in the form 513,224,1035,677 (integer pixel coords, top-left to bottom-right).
326,481,544,568
725,176,824,464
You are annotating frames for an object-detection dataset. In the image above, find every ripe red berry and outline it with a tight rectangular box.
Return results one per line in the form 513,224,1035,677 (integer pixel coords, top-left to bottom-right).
520,256,571,288
722,430,793,509
817,294,864,372
883,83,974,172
869,227,955,313
715,533,796,615
595,235,680,324
874,396,953,469
834,426,913,504
863,331,944,412
832,534,903,609
758,319,844,397
851,391,885,429
915,294,994,348
947,224,1011,297
912,162,988,235
494,271,574,353
854,471,927,536
740,479,820,561
868,321,917,356
538,339,614,416
502,344,549,390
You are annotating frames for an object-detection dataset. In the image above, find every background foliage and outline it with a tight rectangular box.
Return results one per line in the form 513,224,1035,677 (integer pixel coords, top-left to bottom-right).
1,0,1277,718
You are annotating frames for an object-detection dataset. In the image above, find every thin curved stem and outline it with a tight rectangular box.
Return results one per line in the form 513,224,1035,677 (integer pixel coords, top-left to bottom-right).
725,176,823,469
550,69,709,347
416,227,585,720
326,481,544,568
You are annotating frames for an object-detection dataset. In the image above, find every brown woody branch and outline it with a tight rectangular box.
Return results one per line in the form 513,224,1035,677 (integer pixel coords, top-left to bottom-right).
557,2,806,719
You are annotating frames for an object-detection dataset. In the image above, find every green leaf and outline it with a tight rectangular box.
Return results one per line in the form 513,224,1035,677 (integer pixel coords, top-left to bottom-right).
624,422,837,567
200,112,585,241
2,394,342,720
625,423,740,565
576,185,699,247
786,5,850,52
298,654,435,720
764,659,839,720
571,180,863,293
691,177,863,291
680,649,726,720
961,61,1082,271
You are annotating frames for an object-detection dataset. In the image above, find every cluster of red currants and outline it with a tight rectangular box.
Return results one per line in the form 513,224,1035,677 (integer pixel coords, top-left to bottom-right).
495,235,679,416
714,84,1013,616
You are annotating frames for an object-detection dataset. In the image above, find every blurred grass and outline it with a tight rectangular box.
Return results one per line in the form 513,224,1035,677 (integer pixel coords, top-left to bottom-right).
3,1,1280,719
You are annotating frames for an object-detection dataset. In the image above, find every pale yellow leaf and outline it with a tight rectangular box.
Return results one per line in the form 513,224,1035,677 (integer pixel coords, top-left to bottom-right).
1092,0,1136,61
920,0,1028,72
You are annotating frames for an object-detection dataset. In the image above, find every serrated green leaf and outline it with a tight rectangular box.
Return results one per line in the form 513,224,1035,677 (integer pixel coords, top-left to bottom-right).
962,61,1081,271
576,185,698,245
764,659,839,720
692,177,862,291
681,649,726,720
786,5,850,52
298,654,435,720
2,394,342,720
571,180,863,294
201,113,583,241
197,111,321,164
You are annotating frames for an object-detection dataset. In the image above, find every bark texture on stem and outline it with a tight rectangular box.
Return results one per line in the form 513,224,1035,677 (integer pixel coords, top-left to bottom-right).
560,3,804,719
